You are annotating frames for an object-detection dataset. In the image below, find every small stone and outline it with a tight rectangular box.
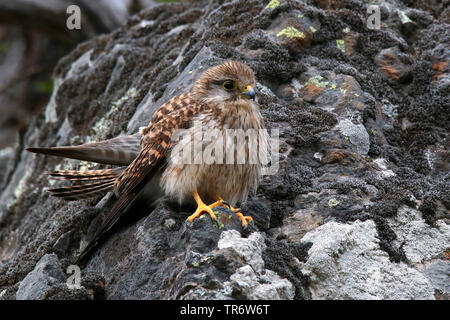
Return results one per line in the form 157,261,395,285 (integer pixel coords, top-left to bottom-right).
164,218,177,230
337,119,370,155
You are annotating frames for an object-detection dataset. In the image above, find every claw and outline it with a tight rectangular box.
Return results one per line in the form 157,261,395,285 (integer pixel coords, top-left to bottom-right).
187,192,253,229
186,190,217,224
214,195,253,229
233,209,253,228
221,200,231,208
209,196,231,210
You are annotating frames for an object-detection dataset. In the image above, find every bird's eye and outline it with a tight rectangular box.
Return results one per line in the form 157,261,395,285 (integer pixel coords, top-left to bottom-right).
222,80,236,91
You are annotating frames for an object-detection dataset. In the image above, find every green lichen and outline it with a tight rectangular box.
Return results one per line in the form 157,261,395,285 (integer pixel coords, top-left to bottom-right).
336,39,346,53
331,83,337,89
277,27,305,39
191,262,199,267
265,0,280,9
310,26,317,33
306,75,328,88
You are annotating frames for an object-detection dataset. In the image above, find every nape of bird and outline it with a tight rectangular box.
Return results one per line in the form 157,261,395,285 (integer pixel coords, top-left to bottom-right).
27,61,269,263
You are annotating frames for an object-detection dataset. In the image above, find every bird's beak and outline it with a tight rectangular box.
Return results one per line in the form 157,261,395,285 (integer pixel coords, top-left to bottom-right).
241,85,256,100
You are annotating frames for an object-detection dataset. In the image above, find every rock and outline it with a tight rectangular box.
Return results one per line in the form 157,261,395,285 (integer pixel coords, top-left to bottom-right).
220,230,295,300
218,230,266,273
424,260,450,296
337,119,370,156
375,47,412,82
301,220,435,300
16,254,66,300
0,0,449,300
80,202,294,300
230,265,295,300
387,206,450,263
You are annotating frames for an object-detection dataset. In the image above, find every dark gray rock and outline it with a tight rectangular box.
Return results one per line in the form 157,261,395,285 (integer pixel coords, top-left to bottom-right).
0,0,448,300
16,254,66,300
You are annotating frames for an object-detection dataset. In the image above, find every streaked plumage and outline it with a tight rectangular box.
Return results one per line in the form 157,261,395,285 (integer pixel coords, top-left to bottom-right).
27,61,268,263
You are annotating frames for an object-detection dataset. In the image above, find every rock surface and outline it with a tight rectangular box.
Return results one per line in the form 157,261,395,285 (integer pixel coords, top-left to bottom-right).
15,253,66,300
301,219,435,299
0,0,449,300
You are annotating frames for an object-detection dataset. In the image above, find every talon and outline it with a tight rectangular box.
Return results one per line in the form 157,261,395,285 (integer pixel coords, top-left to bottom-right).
209,196,231,209
233,210,253,228
187,190,217,223
221,200,231,208
214,196,253,229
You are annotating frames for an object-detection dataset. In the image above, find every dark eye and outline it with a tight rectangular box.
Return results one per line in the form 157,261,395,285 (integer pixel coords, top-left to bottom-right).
222,80,235,91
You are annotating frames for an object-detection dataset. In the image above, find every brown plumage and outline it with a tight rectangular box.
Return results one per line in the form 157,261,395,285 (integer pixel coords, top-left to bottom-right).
27,61,268,263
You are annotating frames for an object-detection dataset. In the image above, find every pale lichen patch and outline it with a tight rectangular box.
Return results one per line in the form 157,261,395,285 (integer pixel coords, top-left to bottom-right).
265,0,280,9
277,27,305,39
7,165,33,211
91,87,137,140
306,75,328,88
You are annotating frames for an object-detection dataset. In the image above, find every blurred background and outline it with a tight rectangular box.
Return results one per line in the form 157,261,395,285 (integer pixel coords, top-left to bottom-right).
0,0,177,150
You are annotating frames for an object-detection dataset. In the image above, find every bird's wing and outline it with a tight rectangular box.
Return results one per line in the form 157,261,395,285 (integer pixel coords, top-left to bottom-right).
76,97,207,263
27,133,142,166
149,93,194,124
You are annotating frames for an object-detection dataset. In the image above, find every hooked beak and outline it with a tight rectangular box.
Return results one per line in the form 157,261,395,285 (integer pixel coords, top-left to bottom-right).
241,85,256,100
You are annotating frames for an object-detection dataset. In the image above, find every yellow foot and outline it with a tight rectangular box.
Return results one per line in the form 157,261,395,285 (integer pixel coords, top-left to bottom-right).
232,208,253,229
186,190,216,223
212,196,253,229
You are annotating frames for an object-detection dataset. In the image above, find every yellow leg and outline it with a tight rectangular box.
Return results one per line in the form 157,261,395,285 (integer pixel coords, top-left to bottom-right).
211,196,253,228
186,190,217,223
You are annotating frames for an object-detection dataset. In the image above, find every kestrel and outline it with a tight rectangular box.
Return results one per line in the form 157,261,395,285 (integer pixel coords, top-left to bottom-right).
27,61,268,262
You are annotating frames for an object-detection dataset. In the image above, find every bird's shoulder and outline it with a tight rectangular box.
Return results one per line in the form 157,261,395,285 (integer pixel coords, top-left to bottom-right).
140,93,210,145
115,93,210,195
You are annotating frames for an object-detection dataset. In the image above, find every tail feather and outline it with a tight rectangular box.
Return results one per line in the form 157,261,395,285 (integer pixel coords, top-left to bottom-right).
26,133,141,166
46,167,125,201
46,167,124,181
48,181,115,200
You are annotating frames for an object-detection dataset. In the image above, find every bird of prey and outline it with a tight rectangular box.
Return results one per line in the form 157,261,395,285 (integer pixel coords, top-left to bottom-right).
27,61,268,263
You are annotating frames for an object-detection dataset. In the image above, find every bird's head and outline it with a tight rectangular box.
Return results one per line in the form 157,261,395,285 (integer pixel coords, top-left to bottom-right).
192,61,256,105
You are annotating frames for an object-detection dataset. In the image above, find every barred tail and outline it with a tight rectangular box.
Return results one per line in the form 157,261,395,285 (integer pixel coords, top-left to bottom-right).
46,167,125,201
